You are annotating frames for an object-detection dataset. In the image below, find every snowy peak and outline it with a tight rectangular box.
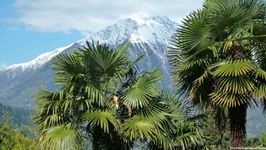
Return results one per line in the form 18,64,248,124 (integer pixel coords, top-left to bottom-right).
4,16,178,73
80,16,178,46
5,43,75,72
128,16,177,44
128,16,175,26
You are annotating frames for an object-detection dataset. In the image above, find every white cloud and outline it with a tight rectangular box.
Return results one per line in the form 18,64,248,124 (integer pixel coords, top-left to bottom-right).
11,0,204,33
0,63,8,70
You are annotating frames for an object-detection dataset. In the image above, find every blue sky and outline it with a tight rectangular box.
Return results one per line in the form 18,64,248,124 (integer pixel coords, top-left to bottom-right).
0,0,84,69
0,0,204,70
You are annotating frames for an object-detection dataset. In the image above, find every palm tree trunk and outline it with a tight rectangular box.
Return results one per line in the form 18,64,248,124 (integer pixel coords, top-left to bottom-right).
229,104,247,147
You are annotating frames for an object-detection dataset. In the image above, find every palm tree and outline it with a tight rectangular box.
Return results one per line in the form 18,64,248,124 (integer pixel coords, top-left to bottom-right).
33,41,204,149
126,90,208,149
168,0,266,147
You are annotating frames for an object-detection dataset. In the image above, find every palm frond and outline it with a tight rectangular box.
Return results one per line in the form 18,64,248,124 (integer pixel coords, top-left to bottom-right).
81,41,131,79
174,121,203,149
169,9,212,58
193,70,210,87
206,0,260,40
85,84,109,107
210,90,251,107
52,51,85,89
40,123,82,150
218,76,255,94
212,59,256,77
120,115,161,141
122,68,163,109
32,90,69,129
82,109,118,133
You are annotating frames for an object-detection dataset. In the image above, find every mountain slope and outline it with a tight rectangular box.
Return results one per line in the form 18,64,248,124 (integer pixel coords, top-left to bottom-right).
0,103,34,127
0,16,177,108
0,43,81,108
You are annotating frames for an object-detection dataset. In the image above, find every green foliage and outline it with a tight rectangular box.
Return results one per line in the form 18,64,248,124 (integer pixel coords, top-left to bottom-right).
168,0,266,107
199,107,231,149
33,41,206,149
40,123,83,150
0,112,36,150
246,133,266,147
0,103,34,127
168,0,266,146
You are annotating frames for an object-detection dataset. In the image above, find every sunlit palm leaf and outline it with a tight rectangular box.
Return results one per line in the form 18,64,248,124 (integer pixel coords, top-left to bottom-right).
82,109,118,133
256,68,266,80
212,59,256,77
122,68,163,109
217,77,255,94
40,123,82,150
210,90,251,107
80,41,131,79
138,102,172,132
120,115,161,141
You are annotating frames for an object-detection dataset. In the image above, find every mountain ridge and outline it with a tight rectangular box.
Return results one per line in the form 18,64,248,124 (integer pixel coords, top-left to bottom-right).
5,44,72,72
0,15,177,108
2,16,177,73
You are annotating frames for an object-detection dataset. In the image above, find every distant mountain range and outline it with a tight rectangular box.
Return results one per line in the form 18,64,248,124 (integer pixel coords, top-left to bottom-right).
0,16,265,137
0,16,177,108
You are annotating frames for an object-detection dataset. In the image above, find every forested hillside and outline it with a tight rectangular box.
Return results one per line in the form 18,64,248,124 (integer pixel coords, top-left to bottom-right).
0,103,34,127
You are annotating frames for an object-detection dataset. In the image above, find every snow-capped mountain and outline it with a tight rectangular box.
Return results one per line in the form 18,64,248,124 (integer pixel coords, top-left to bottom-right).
5,16,176,75
80,16,176,46
0,15,265,137
0,16,178,108
6,44,71,72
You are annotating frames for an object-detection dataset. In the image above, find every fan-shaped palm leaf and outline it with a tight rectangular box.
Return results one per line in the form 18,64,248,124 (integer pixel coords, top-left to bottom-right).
120,115,162,141
51,51,85,90
122,68,163,109
39,123,82,150
82,109,118,133
212,59,256,76
80,41,131,79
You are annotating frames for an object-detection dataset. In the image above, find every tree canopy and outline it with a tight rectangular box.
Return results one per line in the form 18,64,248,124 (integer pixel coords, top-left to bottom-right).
168,0,266,147
32,41,206,149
